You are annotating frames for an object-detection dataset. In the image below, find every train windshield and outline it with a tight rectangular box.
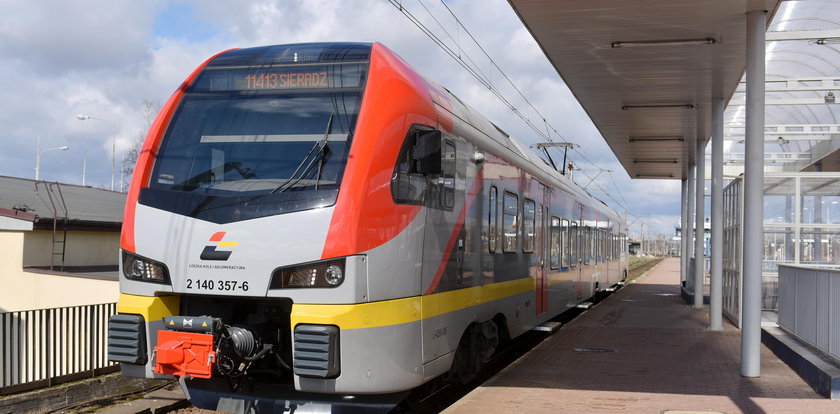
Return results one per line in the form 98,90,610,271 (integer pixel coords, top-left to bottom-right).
150,91,360,195
140,44,370,223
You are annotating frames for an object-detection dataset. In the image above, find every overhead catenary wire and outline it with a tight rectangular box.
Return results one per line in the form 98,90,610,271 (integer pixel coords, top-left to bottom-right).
389,0,638,218
388,0,560,145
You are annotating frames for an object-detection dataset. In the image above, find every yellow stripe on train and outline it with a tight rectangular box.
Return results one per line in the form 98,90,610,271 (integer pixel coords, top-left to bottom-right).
117,293,180,321
291,277,534,329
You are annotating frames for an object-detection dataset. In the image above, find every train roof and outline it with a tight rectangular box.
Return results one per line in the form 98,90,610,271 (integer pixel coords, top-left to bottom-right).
425,78,624,224
205,43,372,67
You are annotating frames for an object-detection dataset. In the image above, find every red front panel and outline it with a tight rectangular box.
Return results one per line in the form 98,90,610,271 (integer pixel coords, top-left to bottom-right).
154,330,216,379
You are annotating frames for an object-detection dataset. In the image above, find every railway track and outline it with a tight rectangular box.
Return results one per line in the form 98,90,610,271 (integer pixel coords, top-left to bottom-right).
627,257,664,282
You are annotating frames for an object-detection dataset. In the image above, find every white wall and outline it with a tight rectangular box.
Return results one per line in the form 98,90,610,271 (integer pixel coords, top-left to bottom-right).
22,230,120,267
0,230,119,313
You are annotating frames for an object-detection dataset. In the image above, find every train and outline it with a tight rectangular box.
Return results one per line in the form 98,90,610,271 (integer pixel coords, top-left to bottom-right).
107,42,628,412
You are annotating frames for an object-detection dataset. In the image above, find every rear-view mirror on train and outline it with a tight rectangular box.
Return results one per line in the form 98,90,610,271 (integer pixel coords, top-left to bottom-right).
413,130,442,175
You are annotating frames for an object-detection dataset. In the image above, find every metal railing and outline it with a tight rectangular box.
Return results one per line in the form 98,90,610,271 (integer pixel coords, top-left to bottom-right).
723,176,744,327
778,264,840,363
0,303,118,395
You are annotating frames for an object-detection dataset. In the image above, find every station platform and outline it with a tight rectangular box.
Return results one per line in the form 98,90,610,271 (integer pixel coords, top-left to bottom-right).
443,258,839,414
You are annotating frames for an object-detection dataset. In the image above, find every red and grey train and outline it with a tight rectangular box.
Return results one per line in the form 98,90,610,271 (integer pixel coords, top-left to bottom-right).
108,42,628,411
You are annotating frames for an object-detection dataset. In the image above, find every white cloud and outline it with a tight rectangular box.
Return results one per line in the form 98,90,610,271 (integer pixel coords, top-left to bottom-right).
0,0,680,233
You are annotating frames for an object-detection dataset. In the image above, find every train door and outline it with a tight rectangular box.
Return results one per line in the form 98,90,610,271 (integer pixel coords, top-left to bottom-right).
420,137,461,363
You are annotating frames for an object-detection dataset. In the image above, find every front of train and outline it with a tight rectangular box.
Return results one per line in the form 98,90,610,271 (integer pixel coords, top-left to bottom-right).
109,42,445,411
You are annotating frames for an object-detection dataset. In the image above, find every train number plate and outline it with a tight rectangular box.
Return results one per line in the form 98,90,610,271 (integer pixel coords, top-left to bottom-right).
185,278,250,292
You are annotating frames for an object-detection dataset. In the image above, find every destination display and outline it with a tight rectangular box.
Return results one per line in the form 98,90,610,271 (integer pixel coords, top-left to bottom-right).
191,64,365,92
243,71,329,89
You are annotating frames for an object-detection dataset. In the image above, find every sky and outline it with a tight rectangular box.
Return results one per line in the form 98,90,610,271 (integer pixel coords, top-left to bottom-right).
0,0,682,236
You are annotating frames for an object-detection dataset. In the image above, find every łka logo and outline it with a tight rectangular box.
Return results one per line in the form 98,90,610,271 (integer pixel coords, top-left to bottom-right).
200,232,238,261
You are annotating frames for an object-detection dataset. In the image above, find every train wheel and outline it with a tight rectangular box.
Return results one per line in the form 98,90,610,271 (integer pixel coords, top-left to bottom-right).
451,320,499,384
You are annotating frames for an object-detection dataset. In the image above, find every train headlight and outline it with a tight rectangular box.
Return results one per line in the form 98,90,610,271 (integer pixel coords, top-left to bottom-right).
324,264,343,286
270,258,346,288
122,251,170,284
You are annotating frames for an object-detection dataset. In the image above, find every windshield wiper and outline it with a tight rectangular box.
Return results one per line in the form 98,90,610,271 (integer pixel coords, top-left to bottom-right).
270,114,333,194
172,162,255,192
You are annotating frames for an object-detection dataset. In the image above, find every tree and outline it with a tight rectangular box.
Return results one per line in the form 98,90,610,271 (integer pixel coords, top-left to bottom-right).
121,100,160,190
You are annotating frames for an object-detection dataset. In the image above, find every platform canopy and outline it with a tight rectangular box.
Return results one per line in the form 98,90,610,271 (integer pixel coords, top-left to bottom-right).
508,0,781,180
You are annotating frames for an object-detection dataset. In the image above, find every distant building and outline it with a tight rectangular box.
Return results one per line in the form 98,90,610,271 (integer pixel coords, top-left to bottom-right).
0,176,125,312
674,218,712,254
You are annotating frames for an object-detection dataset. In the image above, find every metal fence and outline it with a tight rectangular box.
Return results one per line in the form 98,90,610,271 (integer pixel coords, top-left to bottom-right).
720,173,840,327
723,177,744,326
778,264,840,363
0,302,118,395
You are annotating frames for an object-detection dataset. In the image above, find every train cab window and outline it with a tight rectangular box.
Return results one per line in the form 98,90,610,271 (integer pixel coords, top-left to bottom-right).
523,199,536,253
583,227,591,265
569,221,578,267
561,219,570,268
391,126,440,205
550,216,561,269
441,141,456,209
487,186,498,253
502,192,519,253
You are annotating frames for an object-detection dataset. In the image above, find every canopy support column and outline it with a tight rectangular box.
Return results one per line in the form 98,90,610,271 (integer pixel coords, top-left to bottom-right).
681,178,689,284
687,163,696,288
711,97,724,330
694,137,706,309
742,9,766,378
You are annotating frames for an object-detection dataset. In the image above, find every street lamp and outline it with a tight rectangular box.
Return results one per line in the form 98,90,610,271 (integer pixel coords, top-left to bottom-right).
35,136,69,181
77,114,117,191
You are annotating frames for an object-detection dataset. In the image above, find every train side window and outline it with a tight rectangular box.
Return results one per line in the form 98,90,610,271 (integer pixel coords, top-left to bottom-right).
583,227,591,265
617,233,622,258
569,221,578,267
391,126,440,205
502,192,519,253
618,233,627,257
613,233,618,259
523,198,536,253
441,141,456,210
600,229,605,262
550,216,560,269
604,230,608,261
488,186,498,253
561,219,570,268
598,229,604,262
